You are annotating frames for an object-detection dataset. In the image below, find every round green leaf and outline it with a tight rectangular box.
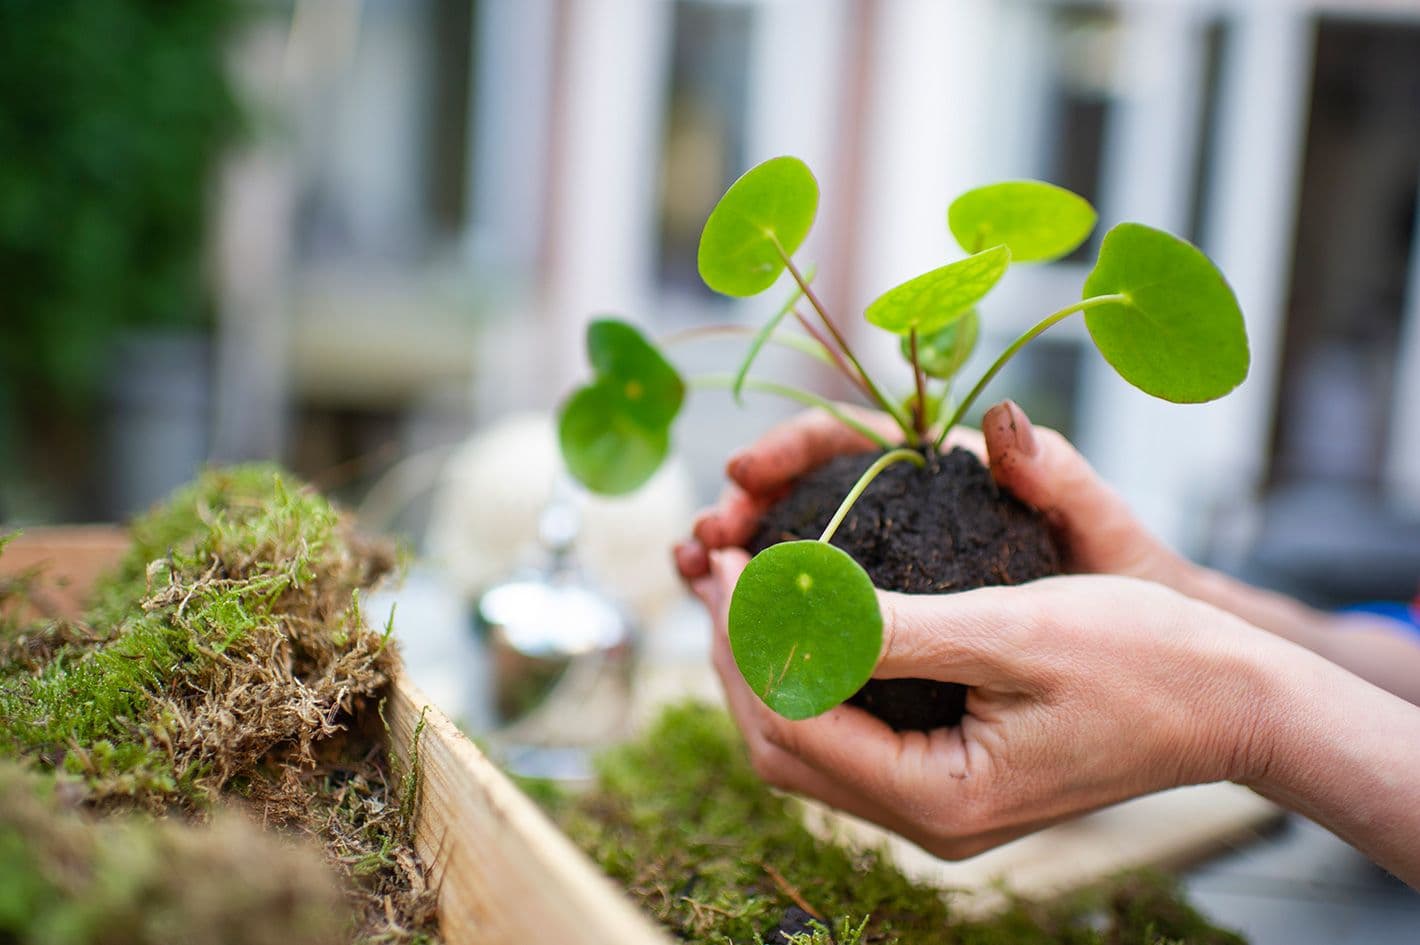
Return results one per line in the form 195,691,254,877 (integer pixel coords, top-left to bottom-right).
697,156,819,297
1082,223,1250,403
948,180,1097,262
901,307,980,380
728,541,882,721
865,245,1010,336
558,384,670,496
585,318,684,428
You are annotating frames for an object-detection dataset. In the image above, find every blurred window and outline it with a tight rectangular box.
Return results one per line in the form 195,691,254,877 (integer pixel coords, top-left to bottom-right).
655,0,754,303
1184,17,1229,248
1271,17,1420,488
1039,3,1121,262
291,0,479,264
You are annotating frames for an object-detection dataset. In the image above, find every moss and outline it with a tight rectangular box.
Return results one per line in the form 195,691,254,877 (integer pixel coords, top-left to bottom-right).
543,703,1245,945
0,466,438,944
0,759,347,945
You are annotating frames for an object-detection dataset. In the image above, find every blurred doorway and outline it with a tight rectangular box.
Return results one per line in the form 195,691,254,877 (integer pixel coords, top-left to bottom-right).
1271,17,1420,491
1248,15,1420,607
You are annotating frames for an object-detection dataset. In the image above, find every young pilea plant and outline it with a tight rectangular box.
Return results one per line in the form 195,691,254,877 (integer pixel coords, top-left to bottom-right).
559,155,1248,725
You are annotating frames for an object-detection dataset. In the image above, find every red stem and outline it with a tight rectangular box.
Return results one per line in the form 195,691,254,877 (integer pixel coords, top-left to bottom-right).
793,310,875,402
909,327,929,442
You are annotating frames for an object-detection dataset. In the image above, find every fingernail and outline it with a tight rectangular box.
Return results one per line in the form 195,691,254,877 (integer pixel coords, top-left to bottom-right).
725,450,748,482
1003,400,1037,457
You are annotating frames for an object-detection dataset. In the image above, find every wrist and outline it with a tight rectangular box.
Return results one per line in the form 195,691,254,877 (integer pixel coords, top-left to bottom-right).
1183,613,1293,786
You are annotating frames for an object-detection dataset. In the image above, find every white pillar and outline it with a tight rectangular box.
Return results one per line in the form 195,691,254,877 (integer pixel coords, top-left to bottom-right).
747,0,849,275
1080,4,1314,554
464,0,557,272
211,21,295,463
540,0,672,398
1075,2,1209,550
854,0,1000,375
1196,6,1315,503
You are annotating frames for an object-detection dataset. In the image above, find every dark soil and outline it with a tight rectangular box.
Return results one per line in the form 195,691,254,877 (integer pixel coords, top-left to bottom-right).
748,447,1061,731
769,906,829,943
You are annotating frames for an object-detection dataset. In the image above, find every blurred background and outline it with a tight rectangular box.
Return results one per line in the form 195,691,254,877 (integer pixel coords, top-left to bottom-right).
3,0,1420,605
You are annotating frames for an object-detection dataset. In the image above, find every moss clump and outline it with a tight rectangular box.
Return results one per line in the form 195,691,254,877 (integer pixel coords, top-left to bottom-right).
540,703,1245,945
0,465,438,944
0,759,347,945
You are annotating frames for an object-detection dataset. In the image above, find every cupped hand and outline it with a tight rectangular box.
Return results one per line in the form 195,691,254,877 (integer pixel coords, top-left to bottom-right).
688,549,1277,859
674,402,1188,587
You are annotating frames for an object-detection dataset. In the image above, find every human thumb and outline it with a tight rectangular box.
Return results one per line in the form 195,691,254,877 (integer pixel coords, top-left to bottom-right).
981,400,1171,576
691,548,750,621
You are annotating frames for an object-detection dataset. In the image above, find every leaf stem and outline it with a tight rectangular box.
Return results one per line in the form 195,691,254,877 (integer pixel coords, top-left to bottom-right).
770,239,915,439
660,323,833,367
819,448,926,545
793,310,876,403
691,374,896,451
934,293,1128,450
909,327,929,443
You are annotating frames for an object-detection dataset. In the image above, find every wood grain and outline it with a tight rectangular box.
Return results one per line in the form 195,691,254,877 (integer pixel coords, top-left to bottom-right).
385,673,671,945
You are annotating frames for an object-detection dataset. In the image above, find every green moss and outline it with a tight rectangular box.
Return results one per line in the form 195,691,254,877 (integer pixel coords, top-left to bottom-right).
0,759,347,945
0,466,437,944
544,703,1245,945
0,464,391,809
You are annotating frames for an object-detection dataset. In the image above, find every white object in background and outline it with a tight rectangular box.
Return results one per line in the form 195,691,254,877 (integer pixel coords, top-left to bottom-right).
426,412,695,627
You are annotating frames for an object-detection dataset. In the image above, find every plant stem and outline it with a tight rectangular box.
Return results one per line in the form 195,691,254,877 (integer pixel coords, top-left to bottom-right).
793,310,876,402
660,323,833,367
769,239,914,439
909,327,928,443
692,374,895,450
819,448,926,545
933,293,1128,450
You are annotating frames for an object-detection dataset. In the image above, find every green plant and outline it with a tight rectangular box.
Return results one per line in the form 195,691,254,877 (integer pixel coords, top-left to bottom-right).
0,0,243,494
558,156,1249,721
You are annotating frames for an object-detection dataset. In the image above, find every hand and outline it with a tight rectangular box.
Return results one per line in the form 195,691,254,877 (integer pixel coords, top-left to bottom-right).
674,402,1189,588
689,550,1278,859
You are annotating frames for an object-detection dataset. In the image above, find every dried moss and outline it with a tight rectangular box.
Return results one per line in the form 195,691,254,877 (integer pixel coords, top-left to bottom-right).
541,703,1246,945
0,466,438,945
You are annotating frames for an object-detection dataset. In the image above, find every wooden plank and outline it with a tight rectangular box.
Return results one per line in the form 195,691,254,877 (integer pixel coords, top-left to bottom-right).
0,525,130,619
386,673,672,945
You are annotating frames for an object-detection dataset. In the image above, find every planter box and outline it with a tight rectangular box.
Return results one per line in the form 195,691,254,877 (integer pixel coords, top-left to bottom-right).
3,528,1283,940
1,527,671,945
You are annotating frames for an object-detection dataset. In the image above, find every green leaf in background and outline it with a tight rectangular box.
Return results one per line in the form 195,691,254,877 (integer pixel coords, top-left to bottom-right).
865,245,1010,336
1082,223,1250,403
558,319,684,495
729,541,882,721
948,181,1096,261
586,319,685,429
558,385,671,496
697,156,819,297
902,308,980,380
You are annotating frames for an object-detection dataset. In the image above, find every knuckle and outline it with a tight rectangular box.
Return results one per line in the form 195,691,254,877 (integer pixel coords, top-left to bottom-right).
929,834,991,862
760,721,801,757
745,743,781,784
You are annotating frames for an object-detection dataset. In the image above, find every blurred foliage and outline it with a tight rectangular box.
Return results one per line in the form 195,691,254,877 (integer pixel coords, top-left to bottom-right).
0,0,243,420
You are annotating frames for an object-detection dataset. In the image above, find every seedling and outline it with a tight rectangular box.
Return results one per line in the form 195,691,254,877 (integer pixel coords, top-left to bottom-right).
559,155,1248,721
